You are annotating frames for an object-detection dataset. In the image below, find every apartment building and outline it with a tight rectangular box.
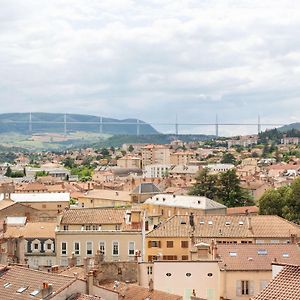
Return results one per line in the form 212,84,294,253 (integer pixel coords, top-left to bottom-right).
117,155,142,169
141,144,171,167
56,208,144,266
170,151,196,165
145,214,300,262
144,164,172,178
0,219,56,269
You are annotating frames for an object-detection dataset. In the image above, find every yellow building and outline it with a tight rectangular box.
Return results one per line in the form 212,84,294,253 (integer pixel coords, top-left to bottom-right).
56,207,144,266
117,155,142,169
145,214,300,262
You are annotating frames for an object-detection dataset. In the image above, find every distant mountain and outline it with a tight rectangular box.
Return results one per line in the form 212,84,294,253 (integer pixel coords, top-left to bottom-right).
278,123,300,132
0,113,158,135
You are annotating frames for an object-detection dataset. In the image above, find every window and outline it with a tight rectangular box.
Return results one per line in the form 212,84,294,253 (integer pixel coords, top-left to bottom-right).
99,241,105,255
57,204,62,208
113,241,119,256
166,241,174,248
74,242,80,255
81,203,85,208
148,241,161,248
61,242,67,255
182,255,189,260
47,243,52,250
128,241,135,256
237,280,254,296
34,243,39,250
85,225,91,231
115,224,121,231
86,241,93,255
63,225,68,231
163,255,177,260
92,225,99,231
181,241,188,248
148,255,158,262
147,266,153,275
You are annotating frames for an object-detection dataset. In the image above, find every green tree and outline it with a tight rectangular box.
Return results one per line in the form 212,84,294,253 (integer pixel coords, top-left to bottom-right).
221,153,236,165
63,157,75,168
100,148,110,157
283,178,300,223
218,169,254,207
259,187,289,217
128,145,134,152
4,166,12,177
189,168,219,200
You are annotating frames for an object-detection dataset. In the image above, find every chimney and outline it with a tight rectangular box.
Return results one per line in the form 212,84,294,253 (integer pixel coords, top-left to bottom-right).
87,271,94,295
148,278,154,292
41,282,53,299
246,210,252,230
94,250,104,265
211,240,218,260
3,220,7,234
189,212,195,232
291,234,297,244
68,252,76,267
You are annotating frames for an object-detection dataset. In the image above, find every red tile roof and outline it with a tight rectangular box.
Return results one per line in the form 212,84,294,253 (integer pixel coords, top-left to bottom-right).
253,264,300,300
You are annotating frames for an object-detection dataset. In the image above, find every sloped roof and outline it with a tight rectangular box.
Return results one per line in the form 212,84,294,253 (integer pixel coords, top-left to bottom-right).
0,265,76,300
146,215,300,239
144,194,226,210
131,183,161,194
253,264,300,300
99,281,182,300
218,244,300,271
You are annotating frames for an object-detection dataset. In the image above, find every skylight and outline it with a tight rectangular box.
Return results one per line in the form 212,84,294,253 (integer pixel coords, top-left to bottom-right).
282,253,289,258
225,221,231,226
3,283,11,288
30,289,40,296
200,221,205,225
229,252,237,257
17,286,28,293
239,221,244,225
208,221,213,225
257,249,268,255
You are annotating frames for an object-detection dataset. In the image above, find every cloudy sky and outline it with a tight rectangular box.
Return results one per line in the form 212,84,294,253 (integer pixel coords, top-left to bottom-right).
1,0,300,135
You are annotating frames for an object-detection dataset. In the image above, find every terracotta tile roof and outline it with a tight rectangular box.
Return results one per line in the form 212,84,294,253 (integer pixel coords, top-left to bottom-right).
4,222,56,239
81,189,131,202
59,266,86,280
146,215,300,239
99,281,182,300
60,208,142,231
253,264,300,300
227,206,259,215
68,293,103,300
0,265,76,300
218,244,300,271
0,200,15,211
61,208,126,225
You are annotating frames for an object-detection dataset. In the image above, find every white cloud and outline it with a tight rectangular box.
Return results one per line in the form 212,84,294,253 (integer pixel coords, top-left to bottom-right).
0,0,300,135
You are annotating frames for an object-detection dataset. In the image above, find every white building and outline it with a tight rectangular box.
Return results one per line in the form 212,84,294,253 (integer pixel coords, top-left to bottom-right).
144,164,172,178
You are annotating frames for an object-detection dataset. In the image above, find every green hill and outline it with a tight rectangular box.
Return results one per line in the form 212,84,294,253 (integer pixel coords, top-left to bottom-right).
0,112,158,135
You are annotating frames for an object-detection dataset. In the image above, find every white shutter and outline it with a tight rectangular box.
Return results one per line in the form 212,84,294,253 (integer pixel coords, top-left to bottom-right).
236,280,242,296
249,280,255,296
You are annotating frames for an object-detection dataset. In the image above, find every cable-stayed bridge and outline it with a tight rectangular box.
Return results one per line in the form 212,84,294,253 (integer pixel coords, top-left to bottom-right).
0,113,286,137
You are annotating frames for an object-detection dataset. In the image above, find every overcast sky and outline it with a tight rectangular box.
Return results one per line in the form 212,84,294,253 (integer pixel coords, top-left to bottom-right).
1,0,300,135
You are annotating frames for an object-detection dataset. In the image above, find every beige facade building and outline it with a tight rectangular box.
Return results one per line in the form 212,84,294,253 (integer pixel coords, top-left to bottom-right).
141,144,171,167
117,155,142,169
56,208,144,266
145,214,300,262
77,189,132,208
170,151,196,165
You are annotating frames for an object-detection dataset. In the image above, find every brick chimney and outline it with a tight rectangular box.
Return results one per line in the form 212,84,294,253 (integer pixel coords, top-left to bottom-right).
68,252,76,267
291,234,297,244
87,271,94,295
41,282,53,299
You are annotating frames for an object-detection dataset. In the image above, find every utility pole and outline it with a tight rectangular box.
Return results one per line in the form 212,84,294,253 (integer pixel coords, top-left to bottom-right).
215,114,219,138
